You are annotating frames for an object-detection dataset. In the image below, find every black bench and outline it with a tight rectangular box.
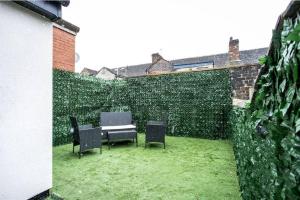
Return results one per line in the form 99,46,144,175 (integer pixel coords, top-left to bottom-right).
100,112,138,148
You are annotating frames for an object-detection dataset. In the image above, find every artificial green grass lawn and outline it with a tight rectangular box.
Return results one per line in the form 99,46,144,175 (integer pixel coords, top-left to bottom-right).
52,134,241,200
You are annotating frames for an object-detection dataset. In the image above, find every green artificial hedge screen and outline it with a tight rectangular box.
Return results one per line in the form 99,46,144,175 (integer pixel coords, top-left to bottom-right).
231,14,300,199
53,69,232,146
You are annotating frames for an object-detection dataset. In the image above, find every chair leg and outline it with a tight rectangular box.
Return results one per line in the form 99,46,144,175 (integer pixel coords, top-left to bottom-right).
79,146,82,159
100,146,102,154
136,134,138,147
164,142,166,149
72,144,74,153
107,136,110,149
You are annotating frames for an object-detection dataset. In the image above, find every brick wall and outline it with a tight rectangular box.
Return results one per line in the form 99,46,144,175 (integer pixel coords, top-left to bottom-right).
53,27,75,72
230,65,260,100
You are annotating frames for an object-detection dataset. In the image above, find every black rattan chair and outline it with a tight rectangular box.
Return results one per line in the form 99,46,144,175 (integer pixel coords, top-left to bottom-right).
70,116,102,158
145,120,166,149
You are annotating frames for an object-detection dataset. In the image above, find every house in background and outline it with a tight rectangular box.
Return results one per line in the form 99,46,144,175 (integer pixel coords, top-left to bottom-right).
81,67,98,76
0,1,71,199
95,67,121,80
81,67,124,80
82,37,268,100
146,53,173,75
112,37,267,77
53,19,80,72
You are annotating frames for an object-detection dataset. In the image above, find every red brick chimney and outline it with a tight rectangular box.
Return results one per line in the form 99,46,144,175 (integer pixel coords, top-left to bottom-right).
228,37,240,62
152,53,163,63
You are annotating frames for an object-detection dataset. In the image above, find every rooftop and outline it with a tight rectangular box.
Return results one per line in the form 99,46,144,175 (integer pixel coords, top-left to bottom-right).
110,47,268,77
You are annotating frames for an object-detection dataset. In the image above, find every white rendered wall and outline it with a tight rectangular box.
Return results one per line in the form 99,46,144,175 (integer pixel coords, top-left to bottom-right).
0,2,52,200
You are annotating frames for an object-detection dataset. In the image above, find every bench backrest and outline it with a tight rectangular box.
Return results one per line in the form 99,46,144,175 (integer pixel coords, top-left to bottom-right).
100,112,132,126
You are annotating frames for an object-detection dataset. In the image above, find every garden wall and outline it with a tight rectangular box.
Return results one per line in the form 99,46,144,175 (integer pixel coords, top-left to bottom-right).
229,64,260,100
53,69,232,146
231,3,300,199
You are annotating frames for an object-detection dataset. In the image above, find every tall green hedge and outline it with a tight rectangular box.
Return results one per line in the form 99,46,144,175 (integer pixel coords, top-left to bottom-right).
231,107,278,199
53,69,232,146
231,14,300,199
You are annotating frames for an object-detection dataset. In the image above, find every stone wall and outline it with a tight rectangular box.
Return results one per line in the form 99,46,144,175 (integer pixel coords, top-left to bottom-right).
230,64,260,100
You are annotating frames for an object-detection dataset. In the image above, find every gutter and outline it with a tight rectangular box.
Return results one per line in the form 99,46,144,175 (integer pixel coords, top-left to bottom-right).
14,0,67,21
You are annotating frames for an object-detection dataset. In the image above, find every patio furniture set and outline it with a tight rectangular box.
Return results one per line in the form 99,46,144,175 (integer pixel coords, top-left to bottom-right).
70,112,166,158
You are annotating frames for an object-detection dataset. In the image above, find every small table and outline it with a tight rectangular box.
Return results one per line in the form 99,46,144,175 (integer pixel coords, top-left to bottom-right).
101,125,137,149
145,121,166,149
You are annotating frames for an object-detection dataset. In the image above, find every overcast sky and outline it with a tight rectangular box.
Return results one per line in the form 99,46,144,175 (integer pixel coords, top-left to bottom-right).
63,0,290,72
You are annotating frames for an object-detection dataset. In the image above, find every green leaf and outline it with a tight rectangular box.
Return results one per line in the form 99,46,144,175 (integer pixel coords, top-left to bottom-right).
279,79,287,93
296,118,300,133
280,101,291,117
286,32,300,41
286,86,296,103
286,23,300,41
292,56,299,82
259,56,268,65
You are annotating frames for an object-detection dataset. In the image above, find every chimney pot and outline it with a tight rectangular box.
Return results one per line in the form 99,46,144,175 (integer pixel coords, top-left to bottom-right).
228,37,240,62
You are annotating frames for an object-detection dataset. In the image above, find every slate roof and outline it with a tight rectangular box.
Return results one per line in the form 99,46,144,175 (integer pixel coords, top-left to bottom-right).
111,63,151,78
111,47,268,77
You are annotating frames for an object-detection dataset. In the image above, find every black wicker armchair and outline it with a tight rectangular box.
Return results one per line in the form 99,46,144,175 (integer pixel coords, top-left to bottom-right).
70,116,102,158
145,120,166,149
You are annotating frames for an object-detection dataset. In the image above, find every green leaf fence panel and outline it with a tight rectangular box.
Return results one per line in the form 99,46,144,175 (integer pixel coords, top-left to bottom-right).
53,69,232,146
231,14,300,199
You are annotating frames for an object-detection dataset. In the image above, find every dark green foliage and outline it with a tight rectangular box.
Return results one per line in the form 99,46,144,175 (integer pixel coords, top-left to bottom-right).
231,108,278,199
53,69,232,145
231,15,300,199
124,71,232,138
53,70,120,145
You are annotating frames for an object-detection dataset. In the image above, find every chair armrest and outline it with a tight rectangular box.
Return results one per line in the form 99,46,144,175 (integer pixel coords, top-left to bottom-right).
79,127,102,152
79,124,93,130
79,127,102,139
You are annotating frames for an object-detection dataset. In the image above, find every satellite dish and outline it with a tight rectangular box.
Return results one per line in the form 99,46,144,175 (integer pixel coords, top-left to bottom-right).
75,53,80,63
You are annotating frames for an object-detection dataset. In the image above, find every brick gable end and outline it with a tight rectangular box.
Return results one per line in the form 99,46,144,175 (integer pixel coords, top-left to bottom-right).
53,27,75,72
